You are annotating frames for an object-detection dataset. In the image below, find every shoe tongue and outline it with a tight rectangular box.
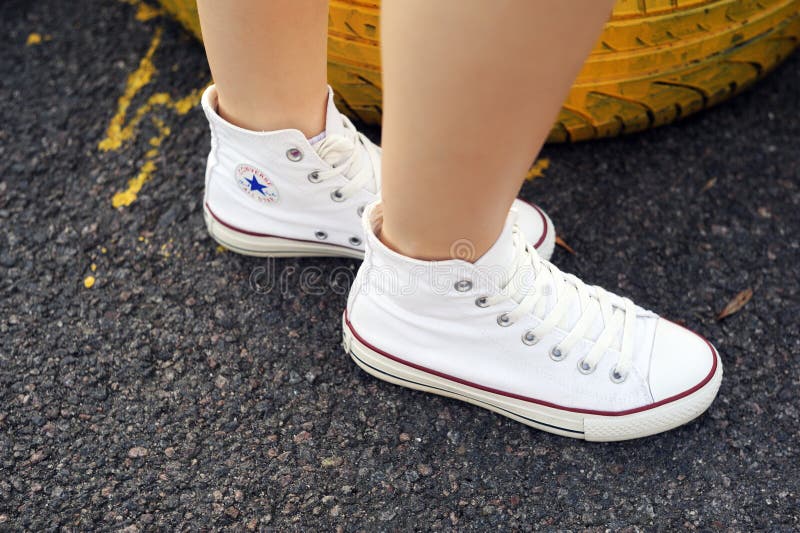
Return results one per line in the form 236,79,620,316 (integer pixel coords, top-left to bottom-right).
471,211,625,348
311,88,352,166
474,215,517,289
322,87,347,139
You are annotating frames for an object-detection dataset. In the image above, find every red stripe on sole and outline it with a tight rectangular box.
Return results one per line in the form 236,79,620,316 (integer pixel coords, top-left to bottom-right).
344,311,718,417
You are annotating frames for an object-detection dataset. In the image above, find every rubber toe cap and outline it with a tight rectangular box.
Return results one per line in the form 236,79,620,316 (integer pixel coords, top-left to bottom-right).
648,318,718,403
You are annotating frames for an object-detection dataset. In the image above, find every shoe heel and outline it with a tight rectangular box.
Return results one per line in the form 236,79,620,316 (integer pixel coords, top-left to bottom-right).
203,203,364,259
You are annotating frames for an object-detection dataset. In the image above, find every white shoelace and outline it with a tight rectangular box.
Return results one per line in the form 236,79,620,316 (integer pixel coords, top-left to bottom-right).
312,114,379,200
483,226,638,381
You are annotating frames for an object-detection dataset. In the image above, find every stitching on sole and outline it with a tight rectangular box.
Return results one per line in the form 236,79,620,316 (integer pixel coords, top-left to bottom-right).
348,349,585,436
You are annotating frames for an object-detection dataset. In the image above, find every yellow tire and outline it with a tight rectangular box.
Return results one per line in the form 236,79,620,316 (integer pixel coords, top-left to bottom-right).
157,0,800,142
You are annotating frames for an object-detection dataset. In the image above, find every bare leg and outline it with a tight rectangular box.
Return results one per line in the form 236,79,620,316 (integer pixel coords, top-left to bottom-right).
197,0,329,136
380,0,615,261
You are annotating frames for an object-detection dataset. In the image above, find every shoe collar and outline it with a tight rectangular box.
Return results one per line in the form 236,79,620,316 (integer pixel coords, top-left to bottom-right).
361,202,512,293
201,84,343,140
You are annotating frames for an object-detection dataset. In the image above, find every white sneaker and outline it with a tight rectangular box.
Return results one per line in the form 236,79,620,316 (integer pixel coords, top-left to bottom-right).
343,203,722,441
200,85,556,261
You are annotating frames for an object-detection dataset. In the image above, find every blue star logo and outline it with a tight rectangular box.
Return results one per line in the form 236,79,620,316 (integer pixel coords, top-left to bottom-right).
247,175,267,195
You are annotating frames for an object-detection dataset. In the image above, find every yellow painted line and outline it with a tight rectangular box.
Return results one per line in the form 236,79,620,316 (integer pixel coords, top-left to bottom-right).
120,0,165,22
105,87,202,208
98,27,162,152
101,87,202,154
99,20,205,208
525,158,550,181
135,2,164,21
112,117,171,208
26,33,42,46
84,276,96,289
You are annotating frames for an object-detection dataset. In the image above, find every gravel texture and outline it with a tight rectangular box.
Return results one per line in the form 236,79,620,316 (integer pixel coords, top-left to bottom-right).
1,0,799,530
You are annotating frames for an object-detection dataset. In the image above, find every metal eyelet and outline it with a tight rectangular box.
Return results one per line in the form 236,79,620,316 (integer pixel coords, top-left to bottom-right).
315,231,328,240
307,171,321,183
521,330,538,346
475,296,489,308
286,147,303,162
609,367,627,384
549,346,567,361
454,280,472,292
330,189,345,202
496,313,512,327
349,236,362,246
577,358,595,374
356,205,365,217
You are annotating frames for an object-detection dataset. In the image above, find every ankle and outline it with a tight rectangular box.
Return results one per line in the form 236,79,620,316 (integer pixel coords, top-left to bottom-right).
378,219,494,263
215,89,327,137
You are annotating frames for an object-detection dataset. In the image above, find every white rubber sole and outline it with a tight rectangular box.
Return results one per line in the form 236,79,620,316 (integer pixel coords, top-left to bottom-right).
204,204,365,259
342,314,722,442
205,203,557,262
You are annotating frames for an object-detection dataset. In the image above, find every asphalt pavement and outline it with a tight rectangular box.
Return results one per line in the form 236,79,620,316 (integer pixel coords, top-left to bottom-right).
1,0,799,530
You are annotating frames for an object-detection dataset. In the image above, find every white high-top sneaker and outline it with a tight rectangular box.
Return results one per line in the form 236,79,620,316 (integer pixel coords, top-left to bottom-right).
343,203,723,441
200,85,556,260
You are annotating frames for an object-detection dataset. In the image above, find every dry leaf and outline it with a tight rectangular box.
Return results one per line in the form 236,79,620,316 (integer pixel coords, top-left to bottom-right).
555,236,576,255
716,288,753,320
700,177,717,193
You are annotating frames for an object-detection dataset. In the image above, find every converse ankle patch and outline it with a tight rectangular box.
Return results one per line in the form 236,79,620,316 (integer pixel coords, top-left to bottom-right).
235,164,280,204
